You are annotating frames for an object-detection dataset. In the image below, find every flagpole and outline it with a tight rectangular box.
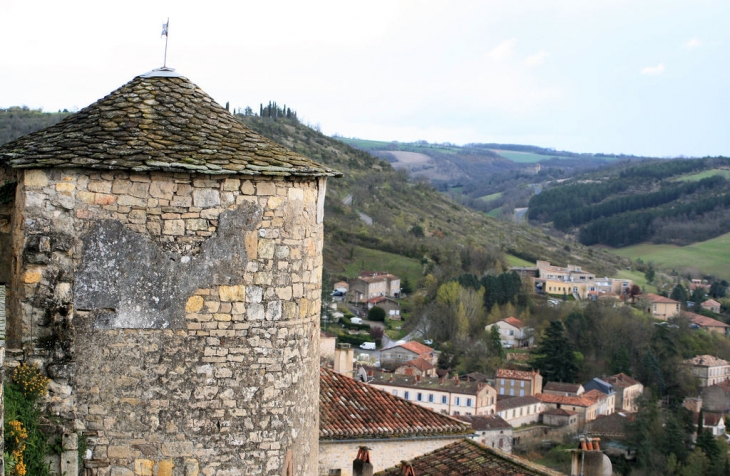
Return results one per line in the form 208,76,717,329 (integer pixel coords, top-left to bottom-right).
163,18,169,68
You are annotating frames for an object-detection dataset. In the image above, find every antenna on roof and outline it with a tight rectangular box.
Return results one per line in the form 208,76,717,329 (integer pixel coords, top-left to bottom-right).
161,18,170,68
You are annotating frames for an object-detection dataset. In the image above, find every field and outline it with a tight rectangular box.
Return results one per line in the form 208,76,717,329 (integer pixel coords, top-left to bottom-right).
342,246,423,286
478,192,503,202
486,207,502,218
490,149,553,163
506,255,533,267
615,269,658,294
672,168,730,182
610,232,730,280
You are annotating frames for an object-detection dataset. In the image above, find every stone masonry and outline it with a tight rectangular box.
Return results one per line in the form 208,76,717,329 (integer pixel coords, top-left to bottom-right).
0,69,340,476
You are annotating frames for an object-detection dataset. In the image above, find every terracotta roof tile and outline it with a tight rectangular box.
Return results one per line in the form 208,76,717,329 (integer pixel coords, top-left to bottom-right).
535,393,595,407
542,408,576,416
645,293,679,304
0,70,340,178
401,358,435,372
682,311,730,328
496,368,539,381
369,372,487,395
543,382,582,393
385,341,435,357
374,439,563,476
604,373,641,389
503,317,526,328
319,367,471,440
684,355,730,367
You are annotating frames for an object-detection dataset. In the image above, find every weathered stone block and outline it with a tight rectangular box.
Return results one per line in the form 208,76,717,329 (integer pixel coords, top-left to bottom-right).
185,296,204,313
134,459,154,476
240,180,255,194
219,285,245,302
89,180,113,193
161,441,194,457
192,189,220,208
162,220,185,235
257,239,275,259
108,445,133,458
56,182,76,192
149,180,175,199
24,169,48,188
256,182,275,196
21,269,42,284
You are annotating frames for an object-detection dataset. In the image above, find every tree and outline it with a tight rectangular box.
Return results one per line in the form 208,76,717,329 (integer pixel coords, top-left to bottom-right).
368,306,386,322
671,284,689,306
400,277,413,295
646,263,656,283
487,325,505,360
709,281,727,299
369,326,384,340
529,320,578,382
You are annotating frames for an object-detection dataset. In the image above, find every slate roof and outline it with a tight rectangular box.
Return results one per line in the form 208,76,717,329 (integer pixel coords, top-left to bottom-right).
454,415,512,431
0,69,341,178
319,367,471,440
374,439,563,476
604,373,641,389
495,396,541,412
584,378,614,395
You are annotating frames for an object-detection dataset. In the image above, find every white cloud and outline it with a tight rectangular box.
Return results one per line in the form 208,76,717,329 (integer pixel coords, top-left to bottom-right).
486,39,516,60
685,38,702,48
525,50,549,66
640,63,665,75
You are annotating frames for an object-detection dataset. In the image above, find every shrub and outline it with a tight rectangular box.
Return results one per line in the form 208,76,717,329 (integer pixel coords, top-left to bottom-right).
368,306,386,322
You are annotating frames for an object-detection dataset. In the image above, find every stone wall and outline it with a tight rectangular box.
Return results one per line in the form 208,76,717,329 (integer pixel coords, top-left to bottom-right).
318,437,463,476
8,168,325,475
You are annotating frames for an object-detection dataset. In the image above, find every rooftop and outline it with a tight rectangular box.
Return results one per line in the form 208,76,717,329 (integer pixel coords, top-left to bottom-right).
543,382,582,393
535,393,596,407
0,70,340,178
503,317,527,329
400,358,436,372
319,367,471,440
496,368,539,381
369,372,487,395
645,293,679,304
496,396,541,412
604,373,641,389
682,311,730,329
384,341,435,357
684,355,730,367
542,408,577,417
374,439,563,476
453,414,512,431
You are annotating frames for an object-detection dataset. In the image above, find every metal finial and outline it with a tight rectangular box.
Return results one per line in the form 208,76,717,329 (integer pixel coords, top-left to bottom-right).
161,18,170,68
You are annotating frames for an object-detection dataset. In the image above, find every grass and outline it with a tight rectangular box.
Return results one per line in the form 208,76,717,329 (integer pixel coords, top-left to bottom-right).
486,207,502,218
478,192,503,202
506,254,533,267
671,168,730,182
610,232,730,280
343,246,423,286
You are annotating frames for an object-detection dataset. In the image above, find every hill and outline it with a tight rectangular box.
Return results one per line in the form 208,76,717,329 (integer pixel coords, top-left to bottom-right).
237,114,629,281
527,157,730,248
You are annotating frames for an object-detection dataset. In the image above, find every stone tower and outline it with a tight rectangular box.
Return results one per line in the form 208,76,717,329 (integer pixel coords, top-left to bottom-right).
0,68,340,475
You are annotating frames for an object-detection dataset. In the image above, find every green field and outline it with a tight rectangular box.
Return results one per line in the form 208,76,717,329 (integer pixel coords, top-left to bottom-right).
343,246,423,286
490,150,553,163
478,192,503,202
610,232,730,280
672,168,730,182
615,269,658,294
506,255,533,267
486,207,502,218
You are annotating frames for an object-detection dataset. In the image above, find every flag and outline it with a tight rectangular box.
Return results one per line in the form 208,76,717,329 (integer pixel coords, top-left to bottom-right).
161,19,169,38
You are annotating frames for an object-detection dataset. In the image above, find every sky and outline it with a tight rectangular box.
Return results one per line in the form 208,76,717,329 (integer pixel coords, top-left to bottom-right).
0,1,728,157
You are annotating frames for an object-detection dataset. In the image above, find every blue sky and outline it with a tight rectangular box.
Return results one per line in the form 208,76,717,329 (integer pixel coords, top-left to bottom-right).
1,0,727,157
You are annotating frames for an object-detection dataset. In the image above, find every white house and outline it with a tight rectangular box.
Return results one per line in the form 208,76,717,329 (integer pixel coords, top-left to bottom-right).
485,317,534,349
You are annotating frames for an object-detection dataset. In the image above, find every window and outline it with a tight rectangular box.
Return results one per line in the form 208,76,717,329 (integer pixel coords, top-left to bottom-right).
500,388,504,395
404,391,410,400
521,381,524,387
417,393,422,402
500,379,504,385
455,397,461,406
441,395,448,404
392,390,398,396
519,390,524,397
466,398,472,407
428,394,434,403
511,380,514,386
510,389,514,396
453,411,460,415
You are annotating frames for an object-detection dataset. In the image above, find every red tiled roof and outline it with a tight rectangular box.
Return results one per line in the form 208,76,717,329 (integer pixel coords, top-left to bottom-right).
645,293,679,304
503,317,526,329
535,393,595,407
605,373,641,389
374,439,563,476
319,367,471,440
369,372,487,395
682,311,729,328
453,414,512,431
402,358,435,372
583,389,607,402
542,408,576,416
496,368,539,381
692,411,724,427
684,355,730,367
702,299,721,308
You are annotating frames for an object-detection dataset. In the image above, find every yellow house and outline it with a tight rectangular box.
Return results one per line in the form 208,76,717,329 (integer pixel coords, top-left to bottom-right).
644,293,680,320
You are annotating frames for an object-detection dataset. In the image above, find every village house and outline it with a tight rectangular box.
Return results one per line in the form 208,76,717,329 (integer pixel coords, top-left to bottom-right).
454,414,514,453
350,271,400,303
366,295,401,318
368,372,497,416
689,279,711,292
542,408,579,428
495,368,543,396
543,382,585,397
394,357,438,377
534,260,596,300
535,393,601,425
702,381,730,413
604,373,644,413
683,310,729,334
583,388,616,417
375,439,563,476
319,367,472,476
485,317,534,348
692,412,726,438
701,298,722,313
379,341,438,370
684,355,730,387
495,395,544,427
643,293,681,320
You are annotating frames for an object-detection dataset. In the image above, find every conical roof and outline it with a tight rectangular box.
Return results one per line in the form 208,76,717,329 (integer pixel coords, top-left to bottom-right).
0,69,341,177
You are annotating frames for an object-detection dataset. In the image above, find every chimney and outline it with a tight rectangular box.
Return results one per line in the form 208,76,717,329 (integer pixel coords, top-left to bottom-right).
353,447,374,476
334,344,354,377
415,375,421,382
400,462,416,476
454,376,460,386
